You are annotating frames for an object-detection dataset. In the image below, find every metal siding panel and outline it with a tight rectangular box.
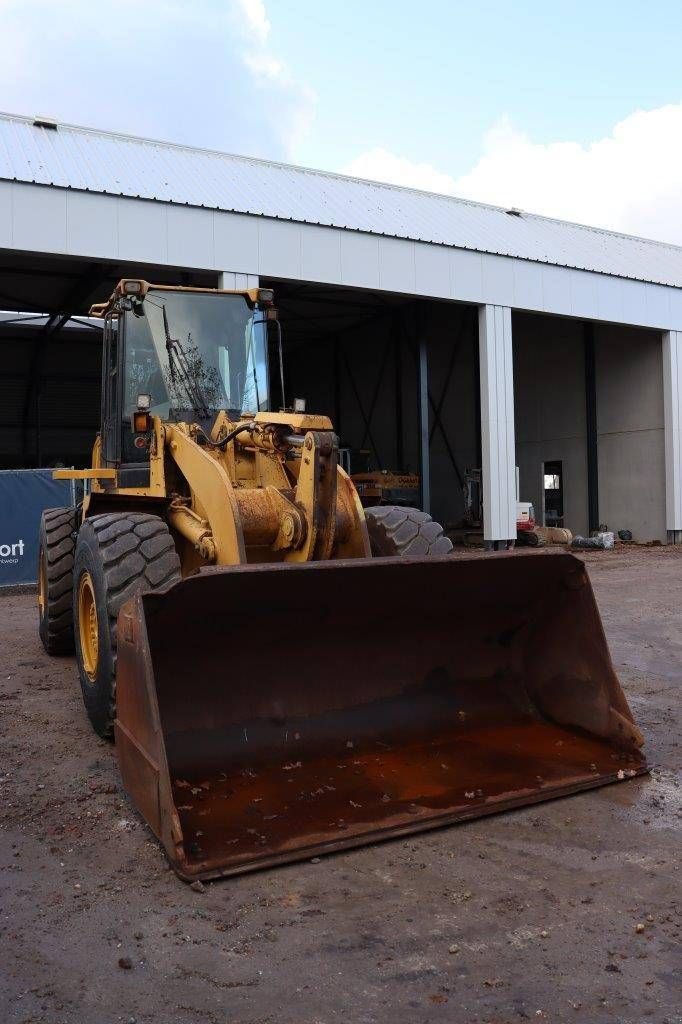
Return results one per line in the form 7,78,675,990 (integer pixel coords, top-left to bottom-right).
300,224,342,284
541,265,572,315
665,289,682,331
166,205,213,269
512,260,544,312
481,255,514,308
450,249,483,304
569,269,600,319
645,284,672,329
414,242,450,298
0,115,680,288
116,197,167,264
213,211,259,274
378,236,415,293
66,190,118,259
258,219,302,280
217,272,258,290
596,275,625,324
12,181,67,253
339,231,380,289
621,278,645,327
0,181,12,246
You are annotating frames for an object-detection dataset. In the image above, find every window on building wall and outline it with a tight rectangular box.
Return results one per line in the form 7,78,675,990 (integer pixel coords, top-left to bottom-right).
543,461,564,527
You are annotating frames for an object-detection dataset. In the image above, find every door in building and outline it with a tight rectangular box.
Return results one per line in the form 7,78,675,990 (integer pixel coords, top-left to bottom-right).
543,460,564,527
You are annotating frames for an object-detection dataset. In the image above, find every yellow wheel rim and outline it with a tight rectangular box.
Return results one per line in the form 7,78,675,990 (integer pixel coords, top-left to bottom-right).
38,547,47,616
78,571,99,681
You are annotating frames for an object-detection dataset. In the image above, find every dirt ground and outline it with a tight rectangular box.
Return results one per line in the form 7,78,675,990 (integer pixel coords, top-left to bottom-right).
1,546,680,1024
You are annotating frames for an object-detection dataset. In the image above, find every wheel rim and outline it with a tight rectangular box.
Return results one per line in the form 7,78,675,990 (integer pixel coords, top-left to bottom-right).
37,547,46,616
77,571,99,681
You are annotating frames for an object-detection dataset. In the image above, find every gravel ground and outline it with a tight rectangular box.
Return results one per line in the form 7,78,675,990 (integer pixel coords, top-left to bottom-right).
0,546,680,1024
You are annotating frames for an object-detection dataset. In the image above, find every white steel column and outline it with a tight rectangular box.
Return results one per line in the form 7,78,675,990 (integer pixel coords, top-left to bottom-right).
418,335,431,515
662,330,682,542
218,271,259,290
478,304,516,545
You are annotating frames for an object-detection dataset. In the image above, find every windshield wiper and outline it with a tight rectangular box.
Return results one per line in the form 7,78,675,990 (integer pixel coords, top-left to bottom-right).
161,305,211,419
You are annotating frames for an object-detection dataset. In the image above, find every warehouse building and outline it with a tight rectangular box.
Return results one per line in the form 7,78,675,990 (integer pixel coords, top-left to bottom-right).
1,111,681,544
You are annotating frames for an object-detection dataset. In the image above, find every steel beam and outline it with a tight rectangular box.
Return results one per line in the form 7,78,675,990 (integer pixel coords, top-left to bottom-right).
478,305,516,546
663,330,682,541
584,322,600,533
393,322,404,470
417,308,431,514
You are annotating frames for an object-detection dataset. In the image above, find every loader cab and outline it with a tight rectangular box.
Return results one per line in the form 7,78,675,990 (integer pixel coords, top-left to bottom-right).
100,285,270,476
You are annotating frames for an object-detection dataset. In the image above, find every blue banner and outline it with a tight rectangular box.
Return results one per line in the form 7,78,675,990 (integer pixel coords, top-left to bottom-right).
0,470,74,586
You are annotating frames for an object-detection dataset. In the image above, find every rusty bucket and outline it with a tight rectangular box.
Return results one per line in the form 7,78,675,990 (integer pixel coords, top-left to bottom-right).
114,552,646,880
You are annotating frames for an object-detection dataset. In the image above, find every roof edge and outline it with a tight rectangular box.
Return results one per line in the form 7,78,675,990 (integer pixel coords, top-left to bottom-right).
2,109,681,260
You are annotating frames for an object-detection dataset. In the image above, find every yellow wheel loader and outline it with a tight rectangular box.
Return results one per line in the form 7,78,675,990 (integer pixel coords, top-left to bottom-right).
37,279,646,880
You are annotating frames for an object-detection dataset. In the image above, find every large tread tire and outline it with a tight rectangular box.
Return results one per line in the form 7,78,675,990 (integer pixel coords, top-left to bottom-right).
73,512,181,739
365,505,453,557
38,507,78,654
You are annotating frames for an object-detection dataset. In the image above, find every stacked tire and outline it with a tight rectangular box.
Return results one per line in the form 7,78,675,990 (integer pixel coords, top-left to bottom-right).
364,506,453,557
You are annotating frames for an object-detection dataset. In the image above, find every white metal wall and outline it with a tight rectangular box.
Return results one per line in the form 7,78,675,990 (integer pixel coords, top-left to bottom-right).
479,305,517,542
1,181,682,332
663,331,682,536
217,271,258,291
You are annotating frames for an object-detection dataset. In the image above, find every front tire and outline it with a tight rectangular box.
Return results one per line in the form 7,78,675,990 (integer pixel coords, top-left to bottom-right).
364,506,453,557
38,507,77,654
73,513,181,739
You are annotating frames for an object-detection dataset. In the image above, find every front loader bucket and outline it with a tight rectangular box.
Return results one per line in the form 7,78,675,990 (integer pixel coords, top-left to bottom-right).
115,553,646,880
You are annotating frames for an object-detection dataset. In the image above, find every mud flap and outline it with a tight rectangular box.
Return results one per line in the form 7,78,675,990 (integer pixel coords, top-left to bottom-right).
115,553,647,880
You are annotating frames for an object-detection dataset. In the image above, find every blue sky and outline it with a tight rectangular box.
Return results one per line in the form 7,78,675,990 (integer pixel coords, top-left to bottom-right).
1,0,682,242
270,0,682,175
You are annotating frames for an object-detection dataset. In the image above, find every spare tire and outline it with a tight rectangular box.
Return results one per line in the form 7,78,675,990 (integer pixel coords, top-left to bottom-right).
364,506,453,557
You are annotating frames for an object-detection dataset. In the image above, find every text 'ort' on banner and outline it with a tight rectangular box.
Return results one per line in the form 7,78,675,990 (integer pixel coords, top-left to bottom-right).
0,469,74,586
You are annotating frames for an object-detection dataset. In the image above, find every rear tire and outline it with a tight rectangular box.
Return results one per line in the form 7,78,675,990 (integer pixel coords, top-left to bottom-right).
73,513,181,739
364,505,453,557
38,507,77,654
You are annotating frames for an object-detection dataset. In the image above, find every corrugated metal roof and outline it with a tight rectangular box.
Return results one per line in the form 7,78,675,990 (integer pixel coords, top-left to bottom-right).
0,111,681,288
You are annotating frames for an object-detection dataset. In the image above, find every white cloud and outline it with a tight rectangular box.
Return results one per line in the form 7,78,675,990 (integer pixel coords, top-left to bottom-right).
344,147,458,197
229,0,316,151
343,105,682,245
244,52,286,80
0,0,314,161
232,0,271,45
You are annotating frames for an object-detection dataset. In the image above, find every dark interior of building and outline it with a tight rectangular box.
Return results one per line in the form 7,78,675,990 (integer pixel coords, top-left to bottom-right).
1,254,665,540
1,257,482,529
